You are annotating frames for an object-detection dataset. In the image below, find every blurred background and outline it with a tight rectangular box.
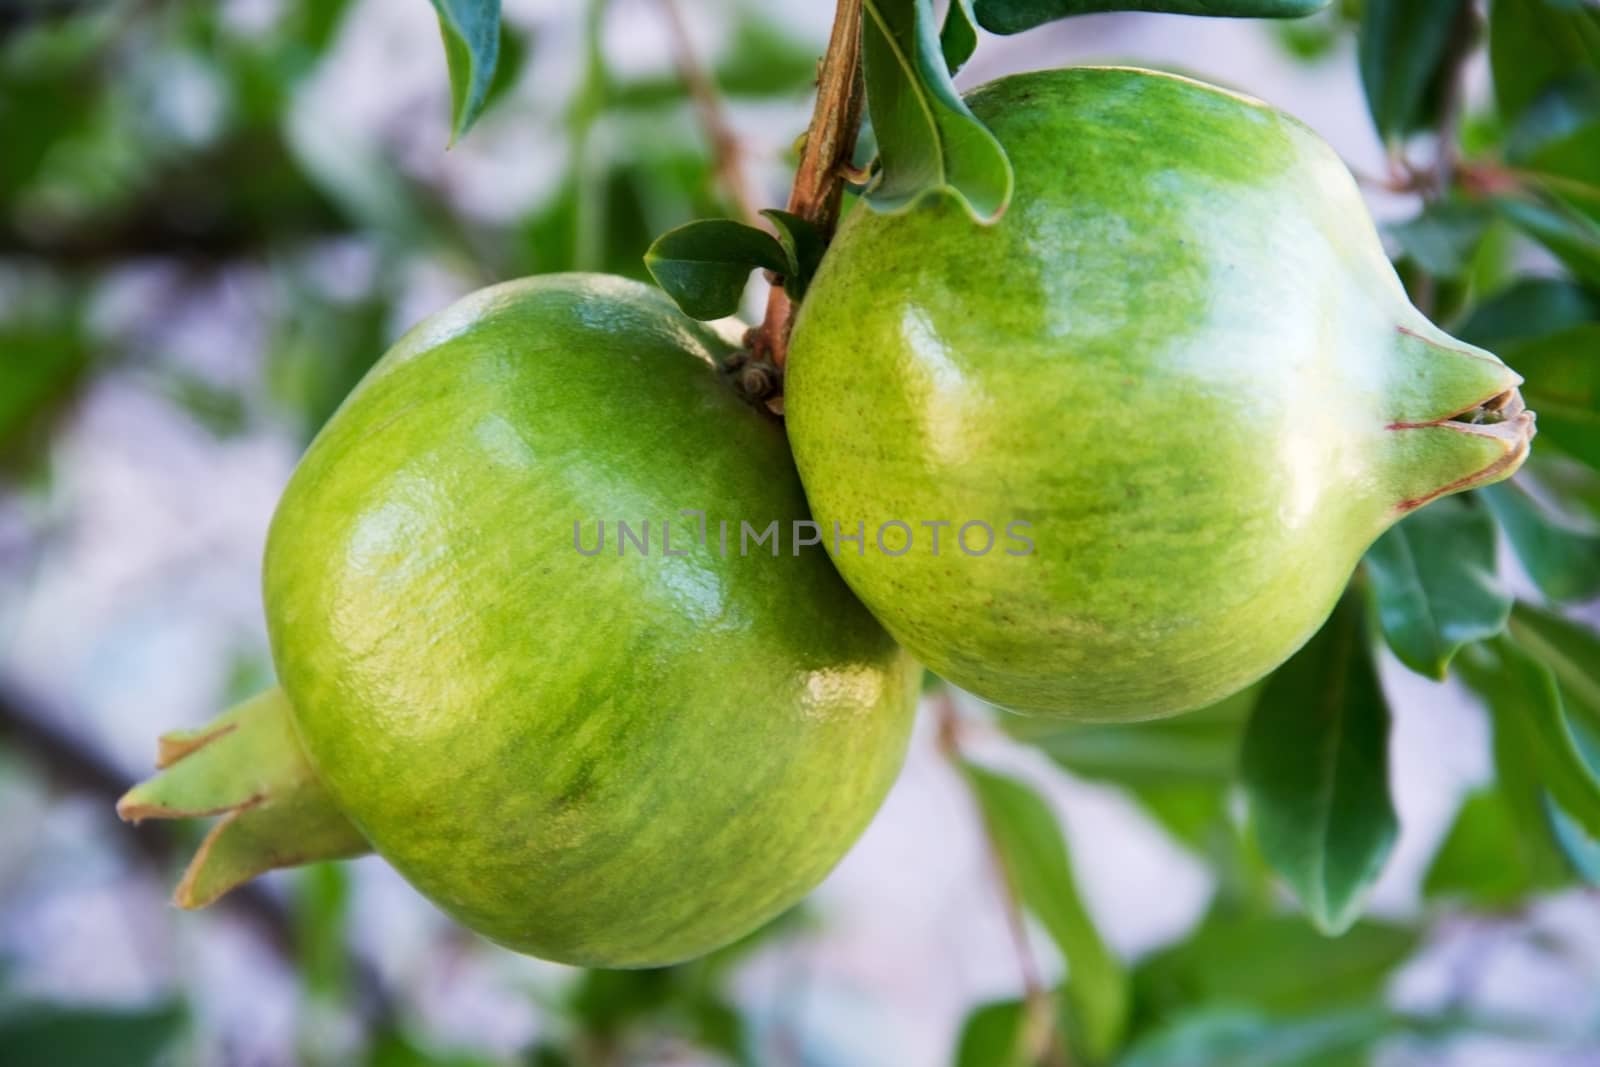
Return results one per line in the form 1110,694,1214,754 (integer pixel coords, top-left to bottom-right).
2,1,1599,1064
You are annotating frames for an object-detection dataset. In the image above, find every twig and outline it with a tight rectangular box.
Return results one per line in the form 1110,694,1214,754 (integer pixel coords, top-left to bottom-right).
1428,1,1479,203
934,693,1072,1067
657,0,760,226
747,0,866,371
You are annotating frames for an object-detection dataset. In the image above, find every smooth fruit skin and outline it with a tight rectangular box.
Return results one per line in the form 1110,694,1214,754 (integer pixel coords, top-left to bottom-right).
264,274,918,968
785,67,1532,721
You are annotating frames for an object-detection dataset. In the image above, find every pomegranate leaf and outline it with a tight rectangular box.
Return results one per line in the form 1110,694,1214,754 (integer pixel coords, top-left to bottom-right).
429,0,501,142
1364,496,1509,680
645,219,791,320
860,0,1013,222
1241,593,1397,935
971,0,1327,34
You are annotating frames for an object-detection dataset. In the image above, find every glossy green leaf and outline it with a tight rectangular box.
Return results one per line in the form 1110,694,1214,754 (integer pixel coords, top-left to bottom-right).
1363,496,1510,679
760,209,826,302
971,0,1327,33
963,763,1130,1062
429,0,502,142
860,0,1013,222
1359,0,1470,141
1455,278,1600,349
1488,0,1600,126
1480,480,1600,602
953,999,1032,1067
1502,323,1600,470
1241,594,1397,935
941,0,980,75
1423,786,1566,905
1132,914,1417,1022
644,219,791,320
1457,636,1600,842
1120,1007,1388,1067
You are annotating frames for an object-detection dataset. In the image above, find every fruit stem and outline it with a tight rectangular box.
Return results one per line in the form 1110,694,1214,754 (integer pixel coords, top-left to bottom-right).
116,687,369,908
747,0,866,374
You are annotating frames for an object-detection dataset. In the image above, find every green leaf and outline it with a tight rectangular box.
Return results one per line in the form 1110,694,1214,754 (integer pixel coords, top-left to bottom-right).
1132,914,1417,1022
1456,636,1600,843
1358,0,1470,142
860,0,1013,222
0,323,89,460
1362,496,1510,679
1506,76,1600,191
1502,322,1600,470
644,219,791,320
1546,792,1600,885
1488,0,1600,126
953,999,1032,1067
1507,601,1600,722
1455,278,1600,349
963,763,1130,1062
759,209,826,302
1120,1007,1388,1067
1497,192,1600,287
1385,199,1492,279
1480,480,1600,602
0,1002,185,1067
971,0,1327,33
1240,593,1398,935
1423,785,1566,905
1507,601,1600,878
429,0,502,142
941,0,980,75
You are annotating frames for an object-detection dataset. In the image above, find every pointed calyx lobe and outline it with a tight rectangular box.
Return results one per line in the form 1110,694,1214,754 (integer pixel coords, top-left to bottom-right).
1378,325,1536,514
117,688,368,908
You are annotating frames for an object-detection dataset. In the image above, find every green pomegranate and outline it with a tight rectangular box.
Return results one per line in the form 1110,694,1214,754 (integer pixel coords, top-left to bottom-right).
120,274,919,968
786,67,1534,721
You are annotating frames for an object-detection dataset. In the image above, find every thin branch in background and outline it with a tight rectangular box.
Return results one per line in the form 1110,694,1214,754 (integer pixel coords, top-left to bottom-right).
934,693,1072,1067
1409,1,1480,318
1428,1,1480,201
749,0,866,372
0,677,393,1026
658,0,761,226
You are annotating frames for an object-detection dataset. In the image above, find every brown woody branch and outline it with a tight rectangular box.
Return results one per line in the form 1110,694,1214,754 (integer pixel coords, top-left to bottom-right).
747,0,866,374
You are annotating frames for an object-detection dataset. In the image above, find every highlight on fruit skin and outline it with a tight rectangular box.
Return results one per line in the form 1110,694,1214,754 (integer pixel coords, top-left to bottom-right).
785,65,1536,723
120,273,920,969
